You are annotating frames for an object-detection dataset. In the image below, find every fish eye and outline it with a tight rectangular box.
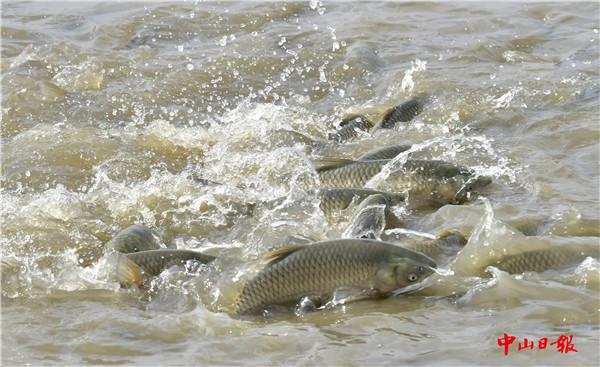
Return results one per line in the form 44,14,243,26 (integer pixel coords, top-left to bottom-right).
408,273,418,282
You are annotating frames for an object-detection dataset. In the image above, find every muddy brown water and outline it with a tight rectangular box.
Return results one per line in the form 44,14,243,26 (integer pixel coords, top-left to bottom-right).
2,2,599,366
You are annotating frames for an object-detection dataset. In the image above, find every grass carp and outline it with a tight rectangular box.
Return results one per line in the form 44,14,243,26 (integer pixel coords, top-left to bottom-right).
378,97,425,129
318,188,405,217
116,249,216,287
492,247,598,274
105,224,160,254
314,158,491,207
234,239,436,315
328,115,373,143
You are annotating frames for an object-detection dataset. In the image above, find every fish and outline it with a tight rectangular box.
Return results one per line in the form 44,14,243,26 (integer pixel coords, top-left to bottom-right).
314,158,491,207
105,224,160,254
115,249,216,287
313,158,389,188
378,97,425,129
343,194,389,239
453,176,493,204
234,239,436,315
403,230,467,261
328,115,374,143
357,144,412,161
491,247,598,274
318,188,405,217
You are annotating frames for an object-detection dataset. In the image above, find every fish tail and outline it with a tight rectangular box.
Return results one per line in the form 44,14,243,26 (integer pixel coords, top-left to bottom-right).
115,254,144,288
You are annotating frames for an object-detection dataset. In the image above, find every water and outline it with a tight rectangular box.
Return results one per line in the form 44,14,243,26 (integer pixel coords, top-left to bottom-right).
2,1,599,365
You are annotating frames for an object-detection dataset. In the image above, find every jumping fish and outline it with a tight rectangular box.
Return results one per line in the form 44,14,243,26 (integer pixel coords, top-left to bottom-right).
234,239,436,315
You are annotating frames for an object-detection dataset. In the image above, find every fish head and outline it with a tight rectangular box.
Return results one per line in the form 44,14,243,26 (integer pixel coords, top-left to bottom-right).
452,175,492,204
374,255,436,294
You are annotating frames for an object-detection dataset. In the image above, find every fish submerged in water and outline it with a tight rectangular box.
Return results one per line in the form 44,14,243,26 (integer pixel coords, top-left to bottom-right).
318,187,405,217
234,239,436,315
115,249,216,287
343,194,404,239
402,230,468,262
314,158,491,207
104,224,216,287
491,247,599,274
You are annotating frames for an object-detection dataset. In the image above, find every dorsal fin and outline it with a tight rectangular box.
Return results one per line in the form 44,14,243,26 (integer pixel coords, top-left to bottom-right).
263,244,306,266
311,157,356,172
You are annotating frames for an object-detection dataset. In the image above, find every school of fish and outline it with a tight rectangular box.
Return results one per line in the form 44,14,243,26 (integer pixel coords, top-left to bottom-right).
98,96,597,316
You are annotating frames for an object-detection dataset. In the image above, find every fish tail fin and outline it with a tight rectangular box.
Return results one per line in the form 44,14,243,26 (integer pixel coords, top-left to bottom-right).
115,254,144,288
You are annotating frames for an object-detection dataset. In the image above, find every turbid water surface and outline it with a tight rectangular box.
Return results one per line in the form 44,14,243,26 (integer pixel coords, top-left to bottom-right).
2,2,599,366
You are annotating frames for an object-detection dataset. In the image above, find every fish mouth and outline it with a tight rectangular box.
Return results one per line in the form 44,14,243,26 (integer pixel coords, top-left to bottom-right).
390,282,428,296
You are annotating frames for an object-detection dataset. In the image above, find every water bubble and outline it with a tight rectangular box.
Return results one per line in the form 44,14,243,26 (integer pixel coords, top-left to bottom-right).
177,44,184,52
186,63,194,71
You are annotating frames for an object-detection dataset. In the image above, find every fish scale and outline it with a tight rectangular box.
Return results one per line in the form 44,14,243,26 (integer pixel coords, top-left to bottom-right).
318,160,387,188
494,248,589,274
328,115,373,143
235,239,436,315
124,249,216,276
380,98,424,129
317,159,472,191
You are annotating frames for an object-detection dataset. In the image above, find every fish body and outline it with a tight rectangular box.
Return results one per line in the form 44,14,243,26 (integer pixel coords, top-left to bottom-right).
343,194,389,239
379,98,424,129
105,224,159,254
404,230,467,261
328,115,373,143
315,158,490,207
493,247,597,274
235,239,436,315
357,144,412,161
316,159,389,188
116,249,216,287
318,188,405,217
